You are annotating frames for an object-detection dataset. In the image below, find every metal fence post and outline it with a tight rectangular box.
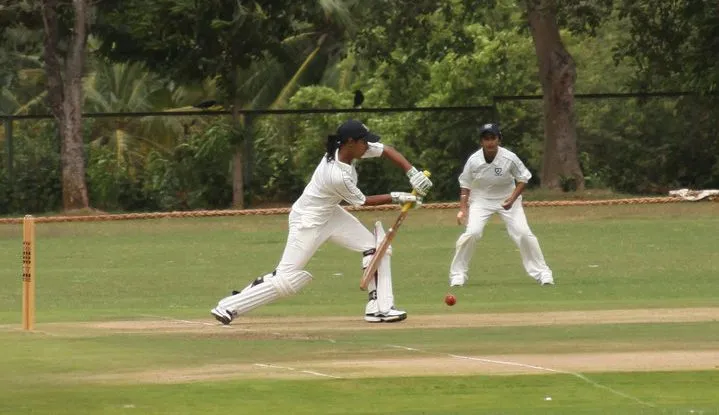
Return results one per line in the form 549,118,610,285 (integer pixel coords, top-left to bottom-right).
243,114,254,198
492,96,501,124
3,116,13,183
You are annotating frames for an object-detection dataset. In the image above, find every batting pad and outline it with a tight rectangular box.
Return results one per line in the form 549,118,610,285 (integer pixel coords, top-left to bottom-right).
218,271,312,316
238,271,275,294
366,221,395,313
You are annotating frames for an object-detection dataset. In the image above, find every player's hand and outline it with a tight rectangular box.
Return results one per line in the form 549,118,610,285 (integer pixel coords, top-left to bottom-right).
391,191,417,205
406,167,433,196
456,209,467,225
502,198,515,210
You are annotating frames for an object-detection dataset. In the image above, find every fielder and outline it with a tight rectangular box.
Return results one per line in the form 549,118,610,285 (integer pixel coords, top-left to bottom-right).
449,123,554,287
211,119,432,325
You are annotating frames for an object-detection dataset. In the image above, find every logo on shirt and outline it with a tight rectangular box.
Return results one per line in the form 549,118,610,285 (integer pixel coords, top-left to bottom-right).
494,167,503,176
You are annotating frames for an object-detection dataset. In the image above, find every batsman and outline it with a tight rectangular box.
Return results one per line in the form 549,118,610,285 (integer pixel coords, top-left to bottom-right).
211,120,432,325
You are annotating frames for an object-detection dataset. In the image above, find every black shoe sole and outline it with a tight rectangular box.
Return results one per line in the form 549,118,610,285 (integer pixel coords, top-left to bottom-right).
211,312,232,325
365,313,407,323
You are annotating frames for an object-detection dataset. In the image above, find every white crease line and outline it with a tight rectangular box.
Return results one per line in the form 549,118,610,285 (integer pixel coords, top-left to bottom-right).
139,314,255,331
448,354,563,373
255,363,342,379
300,370,343,379
388,344,421,351
139,315,341,339
170,318,216,327
255,363,295,371
571,372,656,407
139,314,216,327
393,345,656,408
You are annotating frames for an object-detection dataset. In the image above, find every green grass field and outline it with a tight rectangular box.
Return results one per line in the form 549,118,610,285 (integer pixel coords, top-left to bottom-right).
1,203,718,414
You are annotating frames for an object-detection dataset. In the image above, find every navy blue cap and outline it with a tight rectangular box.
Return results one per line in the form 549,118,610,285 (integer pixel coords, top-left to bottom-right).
479,123,502,138
336,120,380,142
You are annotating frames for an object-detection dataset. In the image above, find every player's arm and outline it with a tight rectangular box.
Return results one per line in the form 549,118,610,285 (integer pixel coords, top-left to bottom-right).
502,182,526,210
378,145,412,172
457,187,471,225
380,145,433,196
456,157,473,225
502,156,532,210
364,195,392,205
364,193,420,207
337,171,417,207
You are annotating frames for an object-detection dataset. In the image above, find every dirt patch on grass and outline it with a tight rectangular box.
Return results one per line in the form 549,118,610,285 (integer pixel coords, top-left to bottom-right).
28,307,719,334
4,307,718,384
76,350,719,384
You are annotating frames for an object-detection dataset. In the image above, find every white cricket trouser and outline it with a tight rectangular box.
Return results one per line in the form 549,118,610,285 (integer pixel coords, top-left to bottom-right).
277,206,375,274
449,196,552,282
218,205,397,317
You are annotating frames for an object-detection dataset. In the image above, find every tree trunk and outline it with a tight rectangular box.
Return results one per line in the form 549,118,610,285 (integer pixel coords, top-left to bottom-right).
526,0,585,191
41,0,89,210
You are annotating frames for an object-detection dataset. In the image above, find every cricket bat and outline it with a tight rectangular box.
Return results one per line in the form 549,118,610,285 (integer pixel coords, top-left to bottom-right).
359,170,430,291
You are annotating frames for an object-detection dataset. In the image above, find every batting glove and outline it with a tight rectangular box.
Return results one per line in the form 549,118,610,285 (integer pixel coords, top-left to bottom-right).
406,166,433,196
391,191,418,205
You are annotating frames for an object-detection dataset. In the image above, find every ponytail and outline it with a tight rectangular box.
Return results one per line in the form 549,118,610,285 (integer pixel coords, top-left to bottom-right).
325,134,342,161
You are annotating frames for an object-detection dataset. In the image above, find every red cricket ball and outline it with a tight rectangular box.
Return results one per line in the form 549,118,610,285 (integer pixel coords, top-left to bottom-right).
445,294,457,306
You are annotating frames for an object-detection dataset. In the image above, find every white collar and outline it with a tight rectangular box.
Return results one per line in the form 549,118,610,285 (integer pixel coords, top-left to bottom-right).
333,149,354,172
481,147,503,163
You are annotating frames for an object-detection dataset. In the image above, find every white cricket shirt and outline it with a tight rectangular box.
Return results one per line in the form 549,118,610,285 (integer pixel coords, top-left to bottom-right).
458,146,532,200
291,142,384,226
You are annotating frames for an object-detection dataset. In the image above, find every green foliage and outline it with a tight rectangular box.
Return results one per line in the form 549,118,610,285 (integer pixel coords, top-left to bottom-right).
3,0,717,213
355,0,499,65
577,96,719,193
0,1,43,89
0,120,61,214
0,2,46,116
354,0,517,106
142,121,233,211
93,0,323,101
556,0,615,36
250,87,349,203
347,19,540,197
0,119,234,214
85,145,152,212
614,0,719,93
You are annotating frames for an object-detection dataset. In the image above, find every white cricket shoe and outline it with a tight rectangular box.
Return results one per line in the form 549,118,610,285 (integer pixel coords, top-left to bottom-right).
449,275,467,287
364,300,407,323
210,307,234,325
539,274,555,286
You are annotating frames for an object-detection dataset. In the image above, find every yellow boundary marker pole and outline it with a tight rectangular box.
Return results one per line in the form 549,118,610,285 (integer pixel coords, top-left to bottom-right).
22,215,36,331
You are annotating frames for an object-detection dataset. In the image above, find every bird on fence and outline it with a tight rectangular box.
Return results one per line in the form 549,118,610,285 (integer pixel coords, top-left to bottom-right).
353,90,364,109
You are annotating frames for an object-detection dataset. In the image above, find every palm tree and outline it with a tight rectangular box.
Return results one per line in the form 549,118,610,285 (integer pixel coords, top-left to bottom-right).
0,2,46,117
220,0,359,207
0,67,47,116
83,61,170,172
82,57,220,174
0,29,47,117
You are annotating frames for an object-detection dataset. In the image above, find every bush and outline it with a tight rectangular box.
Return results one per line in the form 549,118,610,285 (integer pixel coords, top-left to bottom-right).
0,120,62,214
142,121,233,210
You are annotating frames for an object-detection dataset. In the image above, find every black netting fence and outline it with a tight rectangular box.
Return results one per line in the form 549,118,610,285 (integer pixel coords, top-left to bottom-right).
1,93,717,214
